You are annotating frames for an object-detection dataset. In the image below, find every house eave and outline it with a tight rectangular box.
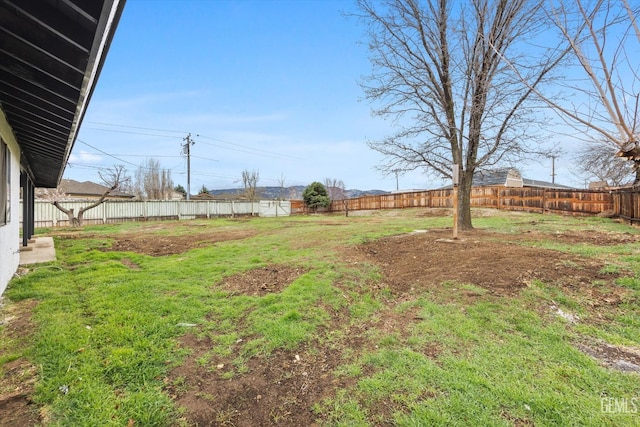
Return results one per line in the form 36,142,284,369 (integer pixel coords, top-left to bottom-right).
0,0,126,188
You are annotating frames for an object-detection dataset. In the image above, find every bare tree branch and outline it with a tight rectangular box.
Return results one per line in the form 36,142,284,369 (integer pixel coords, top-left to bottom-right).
499,0,640,183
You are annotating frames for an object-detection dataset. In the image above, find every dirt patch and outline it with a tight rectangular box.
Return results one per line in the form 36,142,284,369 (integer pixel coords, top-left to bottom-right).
517,228,640,246
218,265,307,296
120,258,141,270
576,341,640,373
166,335,348,427
0,299,41,427
106,230,256,256
357,228,613,296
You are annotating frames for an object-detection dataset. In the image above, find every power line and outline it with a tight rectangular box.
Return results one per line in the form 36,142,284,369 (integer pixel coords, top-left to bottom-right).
85,120,301,161
195,133,303,161
110,154,181,158
69,161,298,186
74,139,293,186
191,155,219,162
76,139,139,167
76,140,184,172
84,127,181,139
87,121,187,134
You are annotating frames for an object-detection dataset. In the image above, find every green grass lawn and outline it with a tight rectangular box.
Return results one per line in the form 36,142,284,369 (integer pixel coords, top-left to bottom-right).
2,209,640,426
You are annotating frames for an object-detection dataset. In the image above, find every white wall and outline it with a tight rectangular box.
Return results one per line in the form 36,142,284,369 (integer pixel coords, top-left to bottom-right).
0,108,21,296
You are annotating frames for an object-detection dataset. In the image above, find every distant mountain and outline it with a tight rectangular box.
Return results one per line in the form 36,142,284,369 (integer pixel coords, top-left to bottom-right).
207,186,389,200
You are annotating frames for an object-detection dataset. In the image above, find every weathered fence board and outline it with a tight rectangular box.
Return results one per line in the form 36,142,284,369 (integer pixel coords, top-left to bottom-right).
612,191,640,223
21,200,266,227
259,201,291,217
325,186,615,216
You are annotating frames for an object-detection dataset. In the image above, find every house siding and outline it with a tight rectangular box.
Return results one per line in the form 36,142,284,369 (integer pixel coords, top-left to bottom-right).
0,107,21,295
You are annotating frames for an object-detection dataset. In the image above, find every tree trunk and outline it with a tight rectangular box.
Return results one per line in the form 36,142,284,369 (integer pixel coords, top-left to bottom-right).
457,171,473,230
634,161,640,187
52,186,114,227
53,202,81,227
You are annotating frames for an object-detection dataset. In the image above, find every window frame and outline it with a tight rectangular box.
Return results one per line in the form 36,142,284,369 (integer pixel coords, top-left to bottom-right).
0,139,9,225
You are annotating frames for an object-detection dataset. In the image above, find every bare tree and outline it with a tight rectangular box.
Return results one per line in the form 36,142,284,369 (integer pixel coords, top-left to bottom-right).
324,178,349,216
576,141,634,187
323,178,345,201
134,158,174,200
51,165,129,227
277,173,287,200
518,0,640,183
356,0,563,229
242,169,260,201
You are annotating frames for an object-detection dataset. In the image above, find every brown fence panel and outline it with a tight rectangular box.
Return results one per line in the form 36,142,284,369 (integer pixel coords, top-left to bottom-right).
498,188,544,212
470,187,500,209
544,190,613,215
429,189,452,207
296,186,624,218
612,190,640,222
380,194,396,209
290,200,305,214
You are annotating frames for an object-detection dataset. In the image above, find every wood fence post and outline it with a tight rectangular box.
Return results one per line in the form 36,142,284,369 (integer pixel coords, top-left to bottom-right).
452,187,458,239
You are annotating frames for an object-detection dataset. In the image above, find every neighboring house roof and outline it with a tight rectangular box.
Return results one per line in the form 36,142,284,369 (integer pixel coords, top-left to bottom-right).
60,179,133,198
35,179,134,199
190,192,217,200
589,181,609,190
0,0,126,188
438,168,573,190
522,178,574,190
473,168,523,187
169,190,185,200
199,192,250,201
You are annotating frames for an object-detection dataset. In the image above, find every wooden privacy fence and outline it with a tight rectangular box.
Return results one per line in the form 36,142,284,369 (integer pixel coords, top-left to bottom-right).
292,187,615,216
611,190,640,223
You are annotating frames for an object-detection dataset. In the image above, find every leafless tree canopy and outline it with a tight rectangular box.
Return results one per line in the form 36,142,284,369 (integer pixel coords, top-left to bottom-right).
277,173,287,200
544,0,640,183
356,0,561,228
242,169,260,201
323,178,347,201
98,164,131,193
134,158,174,200
576,142,634,187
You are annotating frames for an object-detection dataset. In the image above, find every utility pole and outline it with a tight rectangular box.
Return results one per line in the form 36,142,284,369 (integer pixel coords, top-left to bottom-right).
550,155,557,184
182,133,195,200
392,169,400,191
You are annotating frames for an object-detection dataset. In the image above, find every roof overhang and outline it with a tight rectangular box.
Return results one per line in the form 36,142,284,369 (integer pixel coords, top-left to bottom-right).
0,0,126,187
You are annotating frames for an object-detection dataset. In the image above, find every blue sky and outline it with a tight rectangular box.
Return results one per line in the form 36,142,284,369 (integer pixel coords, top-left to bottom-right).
68,0,577,192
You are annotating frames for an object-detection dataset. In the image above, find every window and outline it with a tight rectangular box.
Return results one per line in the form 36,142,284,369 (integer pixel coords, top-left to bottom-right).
0,139,9,225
